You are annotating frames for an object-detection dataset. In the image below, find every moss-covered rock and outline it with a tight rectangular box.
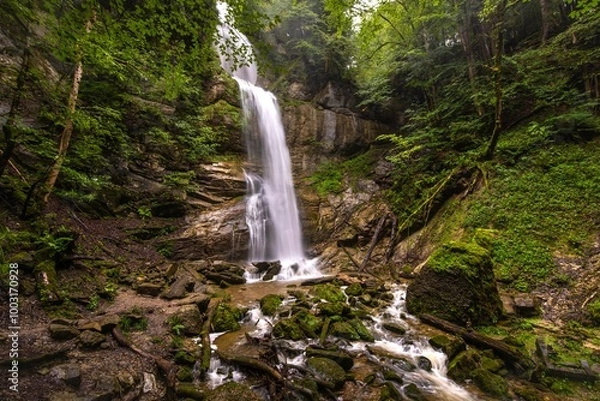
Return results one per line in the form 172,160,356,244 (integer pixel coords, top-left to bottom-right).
309,283,346,303
471,368,510,399
345,283,363,296
305,346,354,371
272,318,305,341
295,310,323,338
448,349,482,382
212,303,243,332
330,321,361,341
177,366,194,382
259,294,283,316
306,357,347,390
318,301,348,317
205,382,262,401
349,318,374,342
406,241,503,326
428,335,466,361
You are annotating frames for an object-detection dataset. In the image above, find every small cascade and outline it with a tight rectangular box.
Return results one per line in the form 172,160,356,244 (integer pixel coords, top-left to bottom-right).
216,2,320,279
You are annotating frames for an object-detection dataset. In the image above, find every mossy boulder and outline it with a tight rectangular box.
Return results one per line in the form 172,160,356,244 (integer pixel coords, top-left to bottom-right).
428,335,466,361
306,357,347,390
272,318,305,341
206,382,262,401
472,369,510,399
309,284,346,303
330,318,374,342
212,303,244,332
295,310,323,338
318,301,349,317
305,346,354,371
406,241,503,326
259,294,283,316
448,349,482,382
345,283,363,296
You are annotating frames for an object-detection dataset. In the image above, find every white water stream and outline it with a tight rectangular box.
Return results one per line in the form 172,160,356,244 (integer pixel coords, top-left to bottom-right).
216,2,320,280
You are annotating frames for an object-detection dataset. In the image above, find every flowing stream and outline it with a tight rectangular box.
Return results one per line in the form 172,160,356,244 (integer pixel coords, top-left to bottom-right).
216,2,320,280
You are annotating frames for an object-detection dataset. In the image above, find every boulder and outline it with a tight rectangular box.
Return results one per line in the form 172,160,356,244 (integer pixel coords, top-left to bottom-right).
406,241,503,326
49,364,81,388
212,303,244,332
172,304,203,336
49,324,80,340
79,330,106,349
306,357,347,390
259,294,283,316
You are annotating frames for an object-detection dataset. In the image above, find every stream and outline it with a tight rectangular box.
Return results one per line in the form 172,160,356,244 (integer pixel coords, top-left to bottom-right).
203,279,482,401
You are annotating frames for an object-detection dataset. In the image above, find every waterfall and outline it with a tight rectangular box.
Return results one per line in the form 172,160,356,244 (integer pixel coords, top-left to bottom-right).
216,3,320,279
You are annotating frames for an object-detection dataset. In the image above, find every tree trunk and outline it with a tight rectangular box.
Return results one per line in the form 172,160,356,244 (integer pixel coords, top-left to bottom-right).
0,47,30,178
539,0,551,43
483,0,507,161
43,11,96,203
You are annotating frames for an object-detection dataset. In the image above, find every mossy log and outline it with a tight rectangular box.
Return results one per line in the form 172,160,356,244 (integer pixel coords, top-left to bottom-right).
420,314,534,373
536,338,598,382
200,299,221,374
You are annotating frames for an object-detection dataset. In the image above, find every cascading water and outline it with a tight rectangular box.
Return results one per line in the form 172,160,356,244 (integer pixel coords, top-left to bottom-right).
216,3,320,280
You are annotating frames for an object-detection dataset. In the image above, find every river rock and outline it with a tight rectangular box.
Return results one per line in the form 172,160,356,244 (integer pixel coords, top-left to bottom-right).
472,368,510,399
206,382,263,401
273,318,305,341
306,357,347,390
406,241,503,326
212,303,244,332
260,294,283,316
305,346,354,371
428,335,465,361
136,282,163,297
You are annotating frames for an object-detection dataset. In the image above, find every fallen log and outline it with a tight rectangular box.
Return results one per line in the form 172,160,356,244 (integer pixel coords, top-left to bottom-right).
199,299,221,374
112,327,177,401
360,214,388,272
536,338,597,382
420,314,535,373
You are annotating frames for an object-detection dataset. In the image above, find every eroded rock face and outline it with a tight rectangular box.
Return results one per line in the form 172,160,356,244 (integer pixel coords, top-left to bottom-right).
406,241,503,326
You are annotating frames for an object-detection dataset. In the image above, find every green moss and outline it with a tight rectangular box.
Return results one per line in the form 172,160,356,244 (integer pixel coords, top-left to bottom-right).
587,298,600,326
345,283,363,296
471,369,510,399
428,241,489,278
306,357,346,390
309,284,346,303
259,294,283,316
212,303,243,332
272,318,305,341
349,318,374,342
295,310,323,338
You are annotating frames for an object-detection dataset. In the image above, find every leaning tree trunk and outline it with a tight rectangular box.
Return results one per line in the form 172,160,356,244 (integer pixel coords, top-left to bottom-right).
483,0,507,161
0,47,30,178
539,0,551,44
42,11,95,204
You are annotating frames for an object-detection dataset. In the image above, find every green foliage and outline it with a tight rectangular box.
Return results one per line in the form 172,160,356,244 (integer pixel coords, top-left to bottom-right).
587,298,600,326
464,139,600,291
137,206,152,220
308,161,343,196
167,315,185,335
119,309,148,333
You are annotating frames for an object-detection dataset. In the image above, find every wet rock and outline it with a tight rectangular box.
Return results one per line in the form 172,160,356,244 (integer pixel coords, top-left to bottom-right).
382,322,407,335
49,324,80,340
417,356,432,372
306,346,354,371
406,241,503,326
310,283,346,303
404,383,427,401
260,294,283,316
212,303,244,332
79,330,106,349
318,301,349,317
428,335,466,361
49,364,81,388
136,282,163,297
173,304,203,335
345,282,363,296
513,294,541,317
306,357,347,390
177,366,194,382
472,368,510,399
206,381,262,401
295,310,323,338
448,349,482,382
330,318,374,342
273,318,305,341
